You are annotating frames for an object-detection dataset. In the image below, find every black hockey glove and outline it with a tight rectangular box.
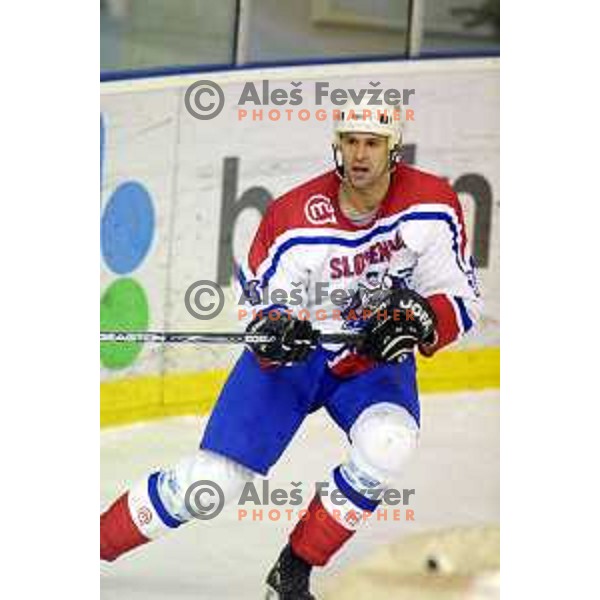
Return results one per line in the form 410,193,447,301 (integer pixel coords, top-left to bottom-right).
359,289,437,363
246,311,318,366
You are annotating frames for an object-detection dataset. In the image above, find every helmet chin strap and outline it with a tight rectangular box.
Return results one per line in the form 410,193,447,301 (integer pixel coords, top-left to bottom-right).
332,144,345,179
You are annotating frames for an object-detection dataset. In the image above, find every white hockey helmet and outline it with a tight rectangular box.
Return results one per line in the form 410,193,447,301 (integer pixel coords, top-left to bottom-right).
333,99,403,152
332,99,403,175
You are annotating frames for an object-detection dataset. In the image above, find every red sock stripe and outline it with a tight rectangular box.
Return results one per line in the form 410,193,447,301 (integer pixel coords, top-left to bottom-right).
100,493,150,562
289,495,354,566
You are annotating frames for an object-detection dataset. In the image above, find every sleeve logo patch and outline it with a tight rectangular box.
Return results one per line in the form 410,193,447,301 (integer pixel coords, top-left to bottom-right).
305,194,337,226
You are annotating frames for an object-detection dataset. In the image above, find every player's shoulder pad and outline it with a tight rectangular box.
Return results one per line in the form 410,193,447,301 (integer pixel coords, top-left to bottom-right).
388,164,468,257
265,169,340,237
389,163,460,214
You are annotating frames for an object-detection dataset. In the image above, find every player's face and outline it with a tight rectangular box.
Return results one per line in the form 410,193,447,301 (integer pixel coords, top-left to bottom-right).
339,133,389,189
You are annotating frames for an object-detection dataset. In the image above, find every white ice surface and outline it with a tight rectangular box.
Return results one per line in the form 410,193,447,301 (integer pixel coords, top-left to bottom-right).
101,390,499,599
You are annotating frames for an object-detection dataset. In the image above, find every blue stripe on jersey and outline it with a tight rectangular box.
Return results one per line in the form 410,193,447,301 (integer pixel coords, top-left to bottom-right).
258,304,289,316
236,263,248,290
261,211,468,286
148,472,183,529
236,264,254,302
333,466,380,513
454,296,474,333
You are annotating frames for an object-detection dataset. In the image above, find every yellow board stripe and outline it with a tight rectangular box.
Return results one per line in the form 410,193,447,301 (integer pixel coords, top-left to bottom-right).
101,347,499,429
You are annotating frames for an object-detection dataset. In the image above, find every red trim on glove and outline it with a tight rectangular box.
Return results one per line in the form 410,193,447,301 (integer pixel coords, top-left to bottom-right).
419,294,460,357
256,356,282,370
329,351,375,378
290,495,355,566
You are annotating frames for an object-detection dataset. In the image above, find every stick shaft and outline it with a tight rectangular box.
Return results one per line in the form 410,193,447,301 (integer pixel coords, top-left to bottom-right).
100,330,363,345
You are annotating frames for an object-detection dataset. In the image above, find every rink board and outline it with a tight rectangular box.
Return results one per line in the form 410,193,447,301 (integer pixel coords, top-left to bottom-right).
101,347,499,428
100,57,499,428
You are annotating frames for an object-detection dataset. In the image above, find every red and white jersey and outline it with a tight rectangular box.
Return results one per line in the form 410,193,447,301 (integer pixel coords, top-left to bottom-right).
237,163,482,375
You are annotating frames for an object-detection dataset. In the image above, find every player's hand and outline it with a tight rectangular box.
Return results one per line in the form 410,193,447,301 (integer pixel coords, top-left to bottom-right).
245,310,318,366
359,289,437,363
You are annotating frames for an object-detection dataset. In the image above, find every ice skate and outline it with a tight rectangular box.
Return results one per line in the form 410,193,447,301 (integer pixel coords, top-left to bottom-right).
265,544,316,600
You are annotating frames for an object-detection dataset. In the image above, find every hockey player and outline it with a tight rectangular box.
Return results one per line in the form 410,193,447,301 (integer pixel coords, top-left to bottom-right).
100,99,481,599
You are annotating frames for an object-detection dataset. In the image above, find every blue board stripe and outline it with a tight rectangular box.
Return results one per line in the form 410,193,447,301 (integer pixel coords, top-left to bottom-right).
101,51,498,82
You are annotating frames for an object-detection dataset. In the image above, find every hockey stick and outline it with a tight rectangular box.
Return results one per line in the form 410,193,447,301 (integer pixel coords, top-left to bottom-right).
100,330,365,345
